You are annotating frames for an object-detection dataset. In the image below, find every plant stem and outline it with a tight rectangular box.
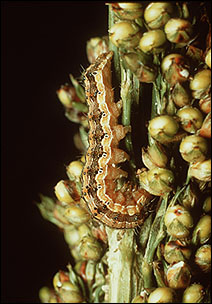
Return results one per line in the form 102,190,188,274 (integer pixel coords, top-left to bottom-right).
142,195,168,288
108,4,138,180
106,6,139,304
105,227,136,303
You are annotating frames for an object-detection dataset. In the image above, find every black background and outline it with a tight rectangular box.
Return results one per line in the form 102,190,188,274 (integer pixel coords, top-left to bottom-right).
1,1,108,302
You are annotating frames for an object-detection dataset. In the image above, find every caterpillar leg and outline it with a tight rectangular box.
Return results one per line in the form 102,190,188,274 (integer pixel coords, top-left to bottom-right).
109,148,129,164
111,125,131,146
107,99,123,118
106,166,128,180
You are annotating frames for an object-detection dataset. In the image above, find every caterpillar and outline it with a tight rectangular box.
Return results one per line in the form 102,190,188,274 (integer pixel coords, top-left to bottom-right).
82,51,152,229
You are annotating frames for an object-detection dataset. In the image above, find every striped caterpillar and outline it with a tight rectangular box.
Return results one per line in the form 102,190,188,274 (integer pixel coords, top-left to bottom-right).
82,51,152,229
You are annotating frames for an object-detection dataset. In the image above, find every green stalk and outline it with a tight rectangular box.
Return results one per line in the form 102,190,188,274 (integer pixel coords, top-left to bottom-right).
108,4,138,179
152,53,167,117
142,195,168,288
120,64,137,179
149,55,164,146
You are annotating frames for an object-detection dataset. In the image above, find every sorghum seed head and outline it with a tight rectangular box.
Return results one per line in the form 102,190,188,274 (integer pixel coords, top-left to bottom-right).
195,244,211,273
166,261,192,289
205,48,211,69
164,18,193,46
179,135,208,163
177,106,203,134
144,2,173,29
139,29,167,54
192,215,211,245
188,159,211,182
109,21,142,48
54,180,74,204
147,287,176,303
164,204,193,239
182,283,205,303
148,115,179,143
190,69,211,99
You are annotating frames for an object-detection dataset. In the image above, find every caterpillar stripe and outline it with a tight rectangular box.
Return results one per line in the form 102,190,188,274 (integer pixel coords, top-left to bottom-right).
82,51,152,229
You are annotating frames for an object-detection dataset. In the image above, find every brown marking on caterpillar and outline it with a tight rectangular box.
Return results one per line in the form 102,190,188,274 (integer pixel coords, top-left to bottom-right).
82,51,152,229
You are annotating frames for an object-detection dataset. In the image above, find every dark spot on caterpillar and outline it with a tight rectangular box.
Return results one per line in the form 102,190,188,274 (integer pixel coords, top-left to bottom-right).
90,151,96,158
93,206,101,214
